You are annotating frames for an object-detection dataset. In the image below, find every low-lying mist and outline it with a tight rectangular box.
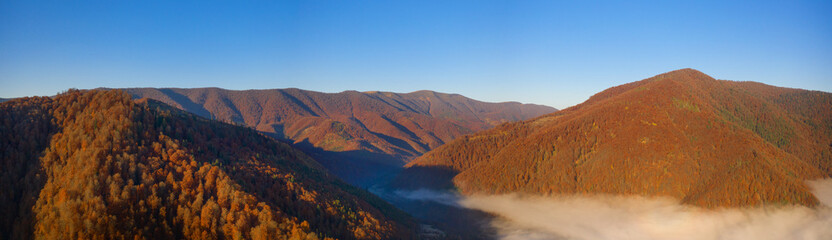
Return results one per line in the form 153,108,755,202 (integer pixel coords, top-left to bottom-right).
395,179,832,240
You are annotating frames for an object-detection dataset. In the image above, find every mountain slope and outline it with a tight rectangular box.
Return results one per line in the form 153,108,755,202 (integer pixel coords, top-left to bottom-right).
0,89,418,239
124,88,556,186
395,69,832,208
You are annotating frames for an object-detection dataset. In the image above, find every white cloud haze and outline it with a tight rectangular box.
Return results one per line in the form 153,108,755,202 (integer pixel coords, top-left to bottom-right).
397,179,832,240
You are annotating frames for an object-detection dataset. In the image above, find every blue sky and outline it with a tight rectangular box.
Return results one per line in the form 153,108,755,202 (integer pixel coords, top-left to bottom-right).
1,1,830,109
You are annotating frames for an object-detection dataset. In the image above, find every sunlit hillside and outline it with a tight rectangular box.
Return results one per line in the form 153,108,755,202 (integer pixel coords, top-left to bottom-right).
0,89,418,239
125,88,555,186
395,69,832,208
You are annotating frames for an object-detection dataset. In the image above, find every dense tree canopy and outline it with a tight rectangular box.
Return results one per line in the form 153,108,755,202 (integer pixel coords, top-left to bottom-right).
1,89,417,239
396,69,832,208
125,88,555,186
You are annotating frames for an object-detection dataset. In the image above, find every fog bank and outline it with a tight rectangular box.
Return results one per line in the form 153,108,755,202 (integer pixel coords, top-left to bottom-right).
462,195,832,240
396,179,832,240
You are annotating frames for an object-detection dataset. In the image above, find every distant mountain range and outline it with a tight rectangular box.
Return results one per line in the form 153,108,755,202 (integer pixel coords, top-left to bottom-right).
125,88,556,186
394,69,832,208
3,69,828,239
0,90,420,239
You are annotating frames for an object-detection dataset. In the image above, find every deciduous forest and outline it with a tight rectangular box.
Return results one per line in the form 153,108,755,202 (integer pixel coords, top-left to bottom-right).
396,69,832,208
0,89,418,240
124,88,555,186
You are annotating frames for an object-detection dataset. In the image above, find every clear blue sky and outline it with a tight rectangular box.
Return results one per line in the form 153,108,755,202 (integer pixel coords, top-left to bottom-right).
2,0,830,109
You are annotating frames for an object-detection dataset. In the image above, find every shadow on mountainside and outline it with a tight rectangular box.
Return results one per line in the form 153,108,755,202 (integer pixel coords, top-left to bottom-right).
370,165,505,239
0,123,51,239
372,188,501,240
388,165,460,191
262,134,499,239
265,136,408,188
158,89,212,118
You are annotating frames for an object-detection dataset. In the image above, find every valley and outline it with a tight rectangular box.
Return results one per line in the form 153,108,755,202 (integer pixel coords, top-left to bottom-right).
0,90,420,239
125,88,555,187
396,69,832,208
2,69,831,239
5,1,830,238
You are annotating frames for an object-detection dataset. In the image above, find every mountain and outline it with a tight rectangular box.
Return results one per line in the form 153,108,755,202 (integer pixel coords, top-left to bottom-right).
0,89,419,239
124,88,556,186
0,98,9,103
394,69,832,208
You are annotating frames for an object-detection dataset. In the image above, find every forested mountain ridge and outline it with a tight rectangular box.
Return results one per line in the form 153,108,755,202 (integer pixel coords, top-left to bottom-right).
395,68,832,208
0,89,419,239
124,88,556,186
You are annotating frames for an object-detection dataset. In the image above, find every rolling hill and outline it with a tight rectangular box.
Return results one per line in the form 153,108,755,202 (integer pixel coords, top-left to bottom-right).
124,88,556,186
394,69,832,208
0,89,419,239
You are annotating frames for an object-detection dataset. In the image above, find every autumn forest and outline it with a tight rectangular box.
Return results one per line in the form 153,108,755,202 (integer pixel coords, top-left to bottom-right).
2,69,832,239
0,90,418,239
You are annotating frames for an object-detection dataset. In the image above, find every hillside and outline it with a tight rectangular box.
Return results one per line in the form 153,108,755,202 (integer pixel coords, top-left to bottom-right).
124,88,555,186
395,69,832,208
0,89,419,239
